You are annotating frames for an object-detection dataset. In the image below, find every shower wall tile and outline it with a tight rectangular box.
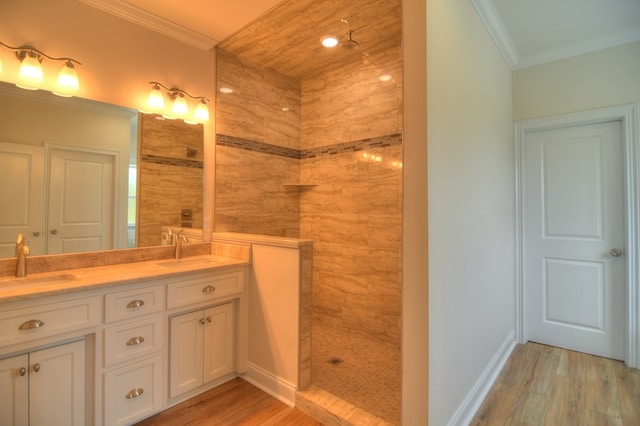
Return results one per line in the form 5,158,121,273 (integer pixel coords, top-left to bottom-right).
301,46,402,149
216,49,301,149
214,145,300,237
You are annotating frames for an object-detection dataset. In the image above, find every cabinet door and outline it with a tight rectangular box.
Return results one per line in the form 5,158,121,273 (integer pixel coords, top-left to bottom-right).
203,303,234,384
0,354,29,426
29,340,85,426
170,310,204,398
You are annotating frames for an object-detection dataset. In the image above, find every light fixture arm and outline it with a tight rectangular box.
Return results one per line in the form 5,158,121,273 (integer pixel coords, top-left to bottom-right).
148,81,209,103
0,41,81,66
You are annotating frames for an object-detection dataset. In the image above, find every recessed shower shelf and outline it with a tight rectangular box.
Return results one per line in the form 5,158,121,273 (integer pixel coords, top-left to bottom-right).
281,183,318,189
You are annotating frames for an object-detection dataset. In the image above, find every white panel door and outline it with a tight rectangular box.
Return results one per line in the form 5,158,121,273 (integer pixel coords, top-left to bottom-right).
203,303,234,383
0,142,44,256
29,340,85,426
524,120,624,359
0,354,29,426
48,147,115,254
170,310,204,398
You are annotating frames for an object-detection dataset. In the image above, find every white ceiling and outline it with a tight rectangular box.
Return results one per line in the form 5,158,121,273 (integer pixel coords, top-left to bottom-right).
472,0,640,69
79,0,640,69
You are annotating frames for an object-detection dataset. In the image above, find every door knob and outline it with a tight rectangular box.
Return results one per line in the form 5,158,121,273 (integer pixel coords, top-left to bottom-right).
610,248,622,257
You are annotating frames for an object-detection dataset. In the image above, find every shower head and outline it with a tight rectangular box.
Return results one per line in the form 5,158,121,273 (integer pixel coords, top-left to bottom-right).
340,30,360,50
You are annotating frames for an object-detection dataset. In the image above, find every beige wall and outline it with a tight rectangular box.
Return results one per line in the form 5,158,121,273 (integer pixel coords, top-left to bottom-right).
427,0,514,424
513,41,640,121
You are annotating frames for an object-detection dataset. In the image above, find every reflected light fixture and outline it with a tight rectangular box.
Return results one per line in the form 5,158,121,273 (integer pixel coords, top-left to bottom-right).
145,81,210,124
0,41,81,95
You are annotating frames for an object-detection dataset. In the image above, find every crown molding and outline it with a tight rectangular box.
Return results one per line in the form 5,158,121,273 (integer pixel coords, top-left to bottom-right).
77,0,217,51
470,0,519,70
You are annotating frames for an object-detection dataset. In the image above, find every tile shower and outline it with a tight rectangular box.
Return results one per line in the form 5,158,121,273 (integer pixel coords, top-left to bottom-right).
215,46,402,424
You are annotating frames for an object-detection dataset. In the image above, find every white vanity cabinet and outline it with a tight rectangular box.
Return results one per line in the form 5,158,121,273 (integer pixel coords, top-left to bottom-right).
167,270,243,400
102,283,165,426
0,340,86,426
169,303,234,398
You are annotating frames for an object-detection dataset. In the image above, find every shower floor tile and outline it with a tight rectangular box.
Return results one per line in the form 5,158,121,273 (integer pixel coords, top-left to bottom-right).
311,323,401,425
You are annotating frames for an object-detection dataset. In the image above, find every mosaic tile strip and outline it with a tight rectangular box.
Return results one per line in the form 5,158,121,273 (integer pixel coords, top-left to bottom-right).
216,134,300,159
216,133,403,160
141,154,203,169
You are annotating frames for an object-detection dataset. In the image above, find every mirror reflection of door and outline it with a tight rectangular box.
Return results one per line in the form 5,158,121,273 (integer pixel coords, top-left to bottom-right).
0,142,45,256
47,147,116,254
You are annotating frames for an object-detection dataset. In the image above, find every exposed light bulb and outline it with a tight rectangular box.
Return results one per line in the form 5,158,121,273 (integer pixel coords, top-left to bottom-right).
17,52,43,90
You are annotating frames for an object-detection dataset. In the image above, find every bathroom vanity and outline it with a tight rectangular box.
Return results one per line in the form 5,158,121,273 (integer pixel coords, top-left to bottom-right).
0,252,249,426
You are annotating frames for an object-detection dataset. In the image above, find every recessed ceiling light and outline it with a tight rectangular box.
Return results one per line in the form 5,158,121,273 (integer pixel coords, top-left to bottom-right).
219,87,234,94
321,36,339,48
379,74,392,82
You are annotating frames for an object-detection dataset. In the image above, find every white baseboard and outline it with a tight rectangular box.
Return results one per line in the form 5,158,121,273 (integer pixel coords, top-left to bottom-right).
448,331,516,426
243,362,297,407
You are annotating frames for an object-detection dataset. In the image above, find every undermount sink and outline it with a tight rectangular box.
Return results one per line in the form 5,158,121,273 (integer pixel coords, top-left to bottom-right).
155,258,221,268
0,273,78,286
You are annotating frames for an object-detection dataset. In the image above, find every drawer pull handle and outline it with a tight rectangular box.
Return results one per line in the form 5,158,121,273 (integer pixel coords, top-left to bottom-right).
126,336,145,346
19,319,45,330
19,367,26,377
126,299,145,309
202,285,216,293
125,388,144,399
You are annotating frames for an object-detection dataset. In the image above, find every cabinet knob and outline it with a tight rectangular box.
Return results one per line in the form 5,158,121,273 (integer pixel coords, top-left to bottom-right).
206,316,212,323
18,319,45,330
50,229,58,235
33,363,40,373
19,367,26,377
202,285,216,293
126,336,145,346
199,318,205,325
32,231,41,237
125,388,144,399
126,299,145,309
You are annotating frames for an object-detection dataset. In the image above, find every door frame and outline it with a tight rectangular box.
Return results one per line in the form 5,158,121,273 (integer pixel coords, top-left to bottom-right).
515,104,640,368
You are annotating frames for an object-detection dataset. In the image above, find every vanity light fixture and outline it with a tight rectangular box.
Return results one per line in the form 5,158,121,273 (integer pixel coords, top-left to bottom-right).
0,41,81,95
144,81,210,124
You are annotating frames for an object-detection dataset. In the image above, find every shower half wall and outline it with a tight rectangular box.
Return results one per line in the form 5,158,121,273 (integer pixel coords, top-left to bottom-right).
214,47,403,424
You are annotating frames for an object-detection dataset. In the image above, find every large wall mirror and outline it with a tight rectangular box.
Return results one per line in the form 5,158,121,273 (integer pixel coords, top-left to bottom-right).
0,81,203,258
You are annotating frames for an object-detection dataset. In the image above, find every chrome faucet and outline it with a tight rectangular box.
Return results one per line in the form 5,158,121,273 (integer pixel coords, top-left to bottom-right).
15,234,30,277
174,230,187,259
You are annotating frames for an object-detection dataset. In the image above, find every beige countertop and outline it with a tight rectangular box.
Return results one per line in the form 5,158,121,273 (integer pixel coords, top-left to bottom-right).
0,254,249,303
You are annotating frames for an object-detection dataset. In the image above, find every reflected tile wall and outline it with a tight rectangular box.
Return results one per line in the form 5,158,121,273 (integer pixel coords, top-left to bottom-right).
138,114,203,247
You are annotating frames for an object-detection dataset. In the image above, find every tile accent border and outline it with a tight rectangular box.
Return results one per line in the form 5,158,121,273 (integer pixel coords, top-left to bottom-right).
141,153,204,169
216,133,403,160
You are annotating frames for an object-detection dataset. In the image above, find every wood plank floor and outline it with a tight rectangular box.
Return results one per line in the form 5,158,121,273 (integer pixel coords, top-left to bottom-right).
135,378,323,426
471,342,640,425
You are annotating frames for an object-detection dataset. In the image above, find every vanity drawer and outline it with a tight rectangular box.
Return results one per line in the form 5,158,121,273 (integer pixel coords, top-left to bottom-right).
104,354,163,426
104,285,164,323
166,270,244,309
103,315,163,367
0,295,101,347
